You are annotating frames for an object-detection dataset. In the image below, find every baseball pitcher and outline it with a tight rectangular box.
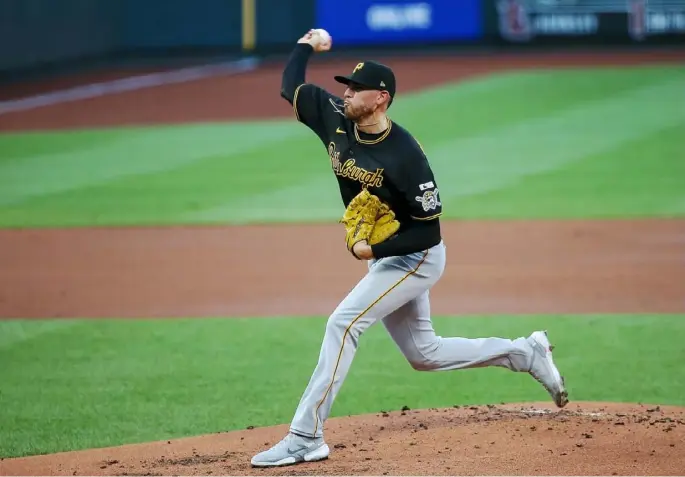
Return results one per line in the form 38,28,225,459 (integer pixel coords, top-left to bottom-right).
251,29,569,468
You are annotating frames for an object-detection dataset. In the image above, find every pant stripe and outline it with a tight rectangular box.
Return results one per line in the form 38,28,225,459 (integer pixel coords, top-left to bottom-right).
311,249,430,435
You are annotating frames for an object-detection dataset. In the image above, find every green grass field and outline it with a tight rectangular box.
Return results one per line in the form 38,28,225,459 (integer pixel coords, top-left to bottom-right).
1,64,684,459
0,65,683,227
1,315,684,458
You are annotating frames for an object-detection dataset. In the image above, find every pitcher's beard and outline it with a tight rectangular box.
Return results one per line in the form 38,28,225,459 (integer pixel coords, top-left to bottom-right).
344,103,376,123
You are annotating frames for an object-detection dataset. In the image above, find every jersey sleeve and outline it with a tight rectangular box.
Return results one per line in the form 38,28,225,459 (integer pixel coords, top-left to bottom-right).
402,140,443,221
292,83,342,141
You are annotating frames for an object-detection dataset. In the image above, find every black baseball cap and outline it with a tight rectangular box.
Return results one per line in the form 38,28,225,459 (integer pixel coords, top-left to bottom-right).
334,61,396,100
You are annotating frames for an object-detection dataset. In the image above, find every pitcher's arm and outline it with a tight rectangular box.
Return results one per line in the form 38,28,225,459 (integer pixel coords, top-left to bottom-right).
280,43,314,104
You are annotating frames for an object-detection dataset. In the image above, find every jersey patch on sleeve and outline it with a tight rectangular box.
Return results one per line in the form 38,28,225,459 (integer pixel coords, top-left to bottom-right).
418,181,435,191
415,188,441,212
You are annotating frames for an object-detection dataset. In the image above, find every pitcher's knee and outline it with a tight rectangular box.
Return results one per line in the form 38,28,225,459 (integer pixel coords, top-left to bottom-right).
325,312,360,342
408,357,434,371
406,339,442,371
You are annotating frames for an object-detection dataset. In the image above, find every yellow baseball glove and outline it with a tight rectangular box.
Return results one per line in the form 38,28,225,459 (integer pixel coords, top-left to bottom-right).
369,202,400,245
339,189,400,252
340,189,381,251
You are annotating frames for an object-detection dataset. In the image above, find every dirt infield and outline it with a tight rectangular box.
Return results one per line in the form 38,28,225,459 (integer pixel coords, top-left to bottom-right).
1,219,684,318
2,50,685,475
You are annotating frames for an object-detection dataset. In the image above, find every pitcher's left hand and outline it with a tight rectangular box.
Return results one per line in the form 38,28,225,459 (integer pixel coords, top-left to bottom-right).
352,240,374,260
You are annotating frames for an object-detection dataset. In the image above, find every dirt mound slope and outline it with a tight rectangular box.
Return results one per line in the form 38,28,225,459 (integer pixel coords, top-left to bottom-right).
2,402,683,476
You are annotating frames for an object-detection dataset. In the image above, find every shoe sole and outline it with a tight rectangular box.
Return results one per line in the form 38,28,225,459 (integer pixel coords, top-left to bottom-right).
531,331,569,408
251,443,330,467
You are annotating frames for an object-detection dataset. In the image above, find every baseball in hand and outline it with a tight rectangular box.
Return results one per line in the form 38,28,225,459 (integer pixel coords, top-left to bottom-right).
298,28,332,52
313,29,332,47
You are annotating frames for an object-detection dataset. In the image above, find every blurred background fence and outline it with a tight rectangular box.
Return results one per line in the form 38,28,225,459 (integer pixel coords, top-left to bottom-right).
1,0,684,83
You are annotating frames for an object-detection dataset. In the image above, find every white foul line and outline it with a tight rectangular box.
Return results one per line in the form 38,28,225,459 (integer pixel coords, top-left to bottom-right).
0,57,260,115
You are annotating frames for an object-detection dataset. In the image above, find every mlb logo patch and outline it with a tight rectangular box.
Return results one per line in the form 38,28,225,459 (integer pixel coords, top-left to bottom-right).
419,181,434,191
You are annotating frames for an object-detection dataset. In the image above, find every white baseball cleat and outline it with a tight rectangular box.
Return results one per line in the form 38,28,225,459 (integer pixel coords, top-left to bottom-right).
526,330,569,408
250,432,330,467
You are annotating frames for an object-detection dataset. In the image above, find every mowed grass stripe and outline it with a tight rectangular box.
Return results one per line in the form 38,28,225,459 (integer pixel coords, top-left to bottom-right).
189,76,684,223
0,319,78,350
0,122,306,206
1,314,684,457
427,78,683,197
0,65,682,227
448,124,685,218
388,65,684,140
0,128,322,226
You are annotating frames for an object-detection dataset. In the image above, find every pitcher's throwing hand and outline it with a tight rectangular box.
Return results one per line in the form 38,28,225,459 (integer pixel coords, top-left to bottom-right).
298,28,332,52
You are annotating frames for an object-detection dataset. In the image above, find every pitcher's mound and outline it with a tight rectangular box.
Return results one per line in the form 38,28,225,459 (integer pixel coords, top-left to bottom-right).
3,402,684,476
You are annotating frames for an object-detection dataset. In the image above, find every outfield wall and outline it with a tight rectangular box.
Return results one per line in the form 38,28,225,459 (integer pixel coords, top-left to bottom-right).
1,0,684,81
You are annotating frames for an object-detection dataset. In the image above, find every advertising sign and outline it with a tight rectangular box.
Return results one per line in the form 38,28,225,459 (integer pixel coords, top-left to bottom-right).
315,0,483,45
492,0,685,44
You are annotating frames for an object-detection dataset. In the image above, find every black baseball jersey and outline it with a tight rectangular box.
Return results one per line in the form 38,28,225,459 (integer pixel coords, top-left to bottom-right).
281,44,442,258
293,84,442,226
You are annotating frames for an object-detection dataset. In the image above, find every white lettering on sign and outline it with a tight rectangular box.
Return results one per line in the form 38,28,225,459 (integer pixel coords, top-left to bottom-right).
366,3,432,31
533,14,599,34
647,12,685,33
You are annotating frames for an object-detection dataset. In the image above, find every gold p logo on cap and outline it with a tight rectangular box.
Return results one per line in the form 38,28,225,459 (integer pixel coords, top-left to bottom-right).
353,62,364,73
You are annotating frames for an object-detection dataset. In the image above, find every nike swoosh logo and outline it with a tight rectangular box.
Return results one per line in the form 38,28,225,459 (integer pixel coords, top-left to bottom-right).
336,127,345,134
